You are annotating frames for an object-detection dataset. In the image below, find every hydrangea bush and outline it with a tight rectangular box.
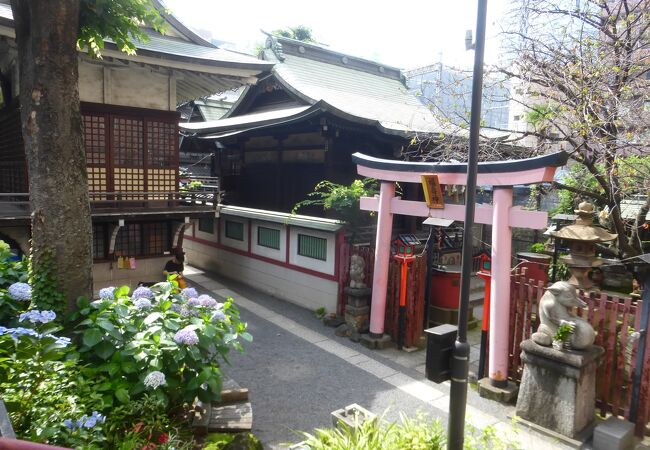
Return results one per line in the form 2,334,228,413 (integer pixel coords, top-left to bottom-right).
0,311,107,448
74,282,251,408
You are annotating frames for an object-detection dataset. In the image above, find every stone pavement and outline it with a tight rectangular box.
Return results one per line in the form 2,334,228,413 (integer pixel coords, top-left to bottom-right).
184,265,573,450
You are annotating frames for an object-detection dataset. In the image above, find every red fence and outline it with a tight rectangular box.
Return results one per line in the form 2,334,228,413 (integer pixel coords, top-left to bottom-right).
338,243,425,347
508,268,650,435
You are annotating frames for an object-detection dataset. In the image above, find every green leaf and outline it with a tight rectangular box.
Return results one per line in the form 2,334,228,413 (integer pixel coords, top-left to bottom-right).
97,319,116,332
82,328,103,348
240,332,253,342
115,286,130,298
144,312,162,325
94,341,115,360
115,388,130,404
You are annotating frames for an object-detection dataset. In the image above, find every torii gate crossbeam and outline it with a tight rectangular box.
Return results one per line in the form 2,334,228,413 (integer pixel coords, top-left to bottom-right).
353,151,568,387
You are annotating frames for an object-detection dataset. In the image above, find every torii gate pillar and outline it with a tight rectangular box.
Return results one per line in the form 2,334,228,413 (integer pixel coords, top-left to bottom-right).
369,181,395,336
489,187,513,386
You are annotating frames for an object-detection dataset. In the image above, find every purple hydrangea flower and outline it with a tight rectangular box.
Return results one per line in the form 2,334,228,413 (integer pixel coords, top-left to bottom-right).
8,282,31,301
169,303,182,313
174,327,199,346
19,310,56,324
181,287,198,299
199,295,218,308
211,310,226,322
133,298,152,310
132,286,154,300
98,287,115,300
143,371,166,389
188,297,202,307
180,306,192,317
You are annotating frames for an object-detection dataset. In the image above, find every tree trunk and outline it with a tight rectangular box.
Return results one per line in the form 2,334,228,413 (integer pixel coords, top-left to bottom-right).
11,0,93,310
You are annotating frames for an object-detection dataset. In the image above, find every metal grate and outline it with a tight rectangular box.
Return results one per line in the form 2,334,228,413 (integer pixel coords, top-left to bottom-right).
257,226,280,250
198,218,214,234
82,114,106,165
143,222,169,255
297,234,327,261
225,220,244,241
115,223,142,256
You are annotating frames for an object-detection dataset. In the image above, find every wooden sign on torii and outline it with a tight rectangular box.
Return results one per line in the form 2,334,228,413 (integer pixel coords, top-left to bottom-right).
353,151,568,388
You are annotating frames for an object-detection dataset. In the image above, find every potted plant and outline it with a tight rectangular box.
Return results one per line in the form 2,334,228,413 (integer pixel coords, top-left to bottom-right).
553,322,575,350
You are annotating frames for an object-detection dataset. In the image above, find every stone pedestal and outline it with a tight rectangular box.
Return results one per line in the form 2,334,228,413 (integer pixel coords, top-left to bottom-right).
344,287,371,333
515,339,604,438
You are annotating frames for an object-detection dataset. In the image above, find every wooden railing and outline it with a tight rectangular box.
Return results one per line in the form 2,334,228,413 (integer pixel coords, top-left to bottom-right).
0,190,218,219
507,268,650,435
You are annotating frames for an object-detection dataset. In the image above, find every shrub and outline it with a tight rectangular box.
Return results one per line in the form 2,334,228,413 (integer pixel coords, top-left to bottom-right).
0,313,107,448
297,412,517,450
0,240,30,325
73,282,251,409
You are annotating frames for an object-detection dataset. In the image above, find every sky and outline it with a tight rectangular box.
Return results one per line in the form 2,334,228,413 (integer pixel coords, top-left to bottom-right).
162,0,510,70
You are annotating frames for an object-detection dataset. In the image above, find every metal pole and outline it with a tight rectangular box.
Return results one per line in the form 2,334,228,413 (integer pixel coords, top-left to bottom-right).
447,0,488,448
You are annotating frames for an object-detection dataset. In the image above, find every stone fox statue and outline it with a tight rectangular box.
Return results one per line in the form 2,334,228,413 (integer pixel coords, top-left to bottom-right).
532,281,595,350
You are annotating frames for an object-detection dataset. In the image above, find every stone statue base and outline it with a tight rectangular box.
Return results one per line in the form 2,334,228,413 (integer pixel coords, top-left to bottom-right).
344,287,371,334
515,339,604,438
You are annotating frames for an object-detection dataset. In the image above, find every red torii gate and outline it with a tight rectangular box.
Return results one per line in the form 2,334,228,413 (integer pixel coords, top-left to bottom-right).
353,151,568,387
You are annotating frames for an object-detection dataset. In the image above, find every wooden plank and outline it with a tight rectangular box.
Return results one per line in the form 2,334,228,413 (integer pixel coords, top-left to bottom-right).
208,402,253,432
525,277,534,341
602,295,618,417
614,296,631,417
507,270,517,380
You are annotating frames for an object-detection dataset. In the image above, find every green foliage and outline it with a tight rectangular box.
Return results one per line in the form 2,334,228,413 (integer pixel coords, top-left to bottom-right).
103,394,194,449
78,0,166,58
548,259,570,282
0,321,106,447
73,282,251,409
524,104,555,130
292,178,378,242
271,25,315,42
0,241,30,324
297,412,516,449
314,307,327,319
204,432,262,450
529,243,546,254
554,322,574,342
28,246,66,315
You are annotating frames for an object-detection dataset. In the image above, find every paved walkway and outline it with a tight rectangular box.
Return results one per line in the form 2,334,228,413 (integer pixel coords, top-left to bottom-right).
184,266,573,450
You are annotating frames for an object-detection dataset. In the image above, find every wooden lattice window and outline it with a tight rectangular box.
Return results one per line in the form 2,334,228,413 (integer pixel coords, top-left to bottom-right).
143,222,169,255
147,120,176,167
92,224,107,259
298,234,327,261
115,223,142,256
258,226,280,249
82,115,106,165
113,117,143,166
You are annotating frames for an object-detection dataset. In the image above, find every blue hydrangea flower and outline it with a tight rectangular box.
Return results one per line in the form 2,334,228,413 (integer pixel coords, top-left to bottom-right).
143,371,166,389
188,297,202,307
133,298,152,310
98,287,115,300
174,327,199,345
181,287,198,299
132,286,153,300
48,335,71,346
199,295,218,308
8,282,31,301
0,327,39,340
169,303,182,313
19,310,56,324
63,419,77,430
211,310,226,322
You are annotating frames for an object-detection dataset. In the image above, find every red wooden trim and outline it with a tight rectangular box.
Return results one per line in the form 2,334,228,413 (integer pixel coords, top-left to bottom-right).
285,225,291,264
81,101,180,120
186,235,337,282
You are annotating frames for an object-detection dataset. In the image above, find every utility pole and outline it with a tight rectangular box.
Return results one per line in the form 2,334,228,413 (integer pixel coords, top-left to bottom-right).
447,0,488,448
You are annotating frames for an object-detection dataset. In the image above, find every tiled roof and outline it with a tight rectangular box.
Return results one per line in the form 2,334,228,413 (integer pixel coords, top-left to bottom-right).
0,3,270,72
259,39,458,136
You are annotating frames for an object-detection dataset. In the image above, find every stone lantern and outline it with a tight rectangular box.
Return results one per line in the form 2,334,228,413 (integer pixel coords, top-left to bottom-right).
550,202,617,290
